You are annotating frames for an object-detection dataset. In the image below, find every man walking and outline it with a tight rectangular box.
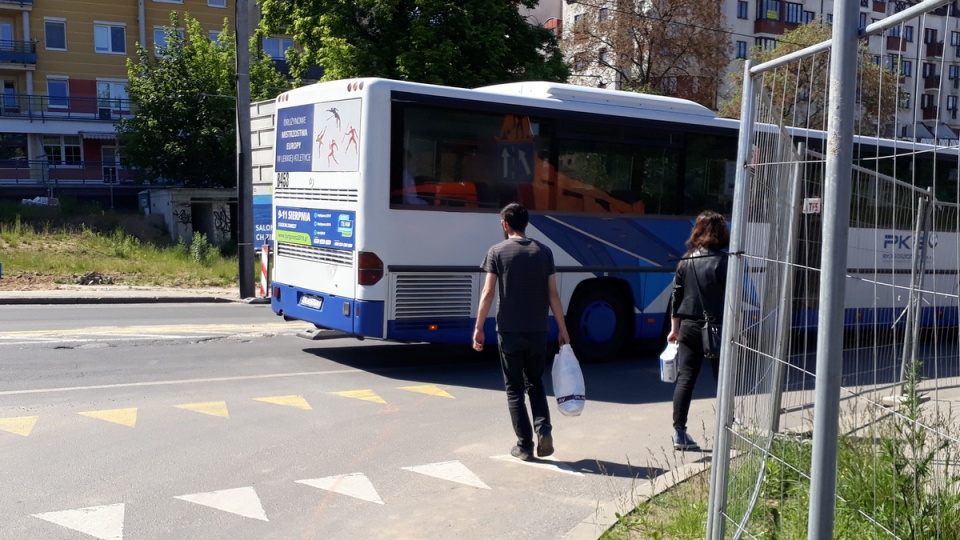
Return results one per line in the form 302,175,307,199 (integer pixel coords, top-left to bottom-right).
473,203,570,461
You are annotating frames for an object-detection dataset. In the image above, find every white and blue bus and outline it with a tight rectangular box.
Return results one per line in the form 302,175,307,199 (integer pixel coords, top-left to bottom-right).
268,78,960,361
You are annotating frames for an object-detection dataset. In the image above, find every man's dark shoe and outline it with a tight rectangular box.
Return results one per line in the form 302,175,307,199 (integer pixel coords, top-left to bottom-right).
510,445,533,461
537,432,554,457
673,429,700,451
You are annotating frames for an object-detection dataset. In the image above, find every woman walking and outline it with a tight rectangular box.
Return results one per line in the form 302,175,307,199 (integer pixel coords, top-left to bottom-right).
667,210,729,451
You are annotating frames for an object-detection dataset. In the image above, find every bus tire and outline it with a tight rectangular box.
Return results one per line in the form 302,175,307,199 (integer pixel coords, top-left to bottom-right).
567,285,628,363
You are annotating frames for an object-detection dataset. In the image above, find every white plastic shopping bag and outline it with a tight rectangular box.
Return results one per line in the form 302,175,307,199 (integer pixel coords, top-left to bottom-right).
659,342,679,383
552,344,585,417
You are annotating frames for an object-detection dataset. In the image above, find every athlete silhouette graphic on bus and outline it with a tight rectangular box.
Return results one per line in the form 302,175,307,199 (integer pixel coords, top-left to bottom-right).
327,140,339,165
343,126,359,153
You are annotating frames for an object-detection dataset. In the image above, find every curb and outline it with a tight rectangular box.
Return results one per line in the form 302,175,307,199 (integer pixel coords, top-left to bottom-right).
563,459,712,540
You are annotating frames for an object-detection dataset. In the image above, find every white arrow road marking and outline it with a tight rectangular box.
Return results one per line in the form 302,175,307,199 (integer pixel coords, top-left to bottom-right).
174,487,268,521
296,473,384,504
490,454,585,476
400,461,490,489
33,503,125,540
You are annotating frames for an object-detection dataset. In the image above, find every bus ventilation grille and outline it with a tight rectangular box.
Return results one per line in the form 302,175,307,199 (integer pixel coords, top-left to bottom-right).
277,243,353,266
392,274,476,320
274,187,359,203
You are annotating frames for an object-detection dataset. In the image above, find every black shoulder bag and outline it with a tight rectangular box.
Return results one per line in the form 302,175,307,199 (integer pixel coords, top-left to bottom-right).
690,250,722,360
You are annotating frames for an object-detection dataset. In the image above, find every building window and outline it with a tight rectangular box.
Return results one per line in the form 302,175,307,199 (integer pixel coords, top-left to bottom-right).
899,91,910,109
756,37,778,51
598,48,607,64
949,96,958,110
859,13,867,30
952,31,960,47
921,94,936,109
736,41,748,59
924,28,938,44
97,79,128,109
803,10,815,23
923,62,936,78
759,0,780,21
949,65,960,80
598,8,609,22
263,37,294,60
44,19,66,51
208,0,226,7
902,60,913,77
785,3,803,24
826,14,833,24
154,27,185,54
871,55,881,66
904,26,914,42
0,133,27,167
47,78,69,109
737,1,749,19
94,22,126,54
573,52,589,71
43,135,82,166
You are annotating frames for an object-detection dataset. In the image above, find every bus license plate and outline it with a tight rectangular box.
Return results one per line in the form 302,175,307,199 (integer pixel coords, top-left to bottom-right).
299,294,324,310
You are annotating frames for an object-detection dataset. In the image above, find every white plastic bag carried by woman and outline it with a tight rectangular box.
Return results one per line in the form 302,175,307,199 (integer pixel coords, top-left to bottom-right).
552,344,585,416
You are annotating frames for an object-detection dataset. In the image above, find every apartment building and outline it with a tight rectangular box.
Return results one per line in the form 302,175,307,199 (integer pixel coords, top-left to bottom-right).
0,0,239,201
565,0,960,144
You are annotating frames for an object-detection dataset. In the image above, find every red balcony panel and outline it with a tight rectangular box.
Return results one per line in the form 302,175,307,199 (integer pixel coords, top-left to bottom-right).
926,42,944,58
754,19,789,35
923,106,939,120
887,36,908,52
925,75,942,90
873,1,885,13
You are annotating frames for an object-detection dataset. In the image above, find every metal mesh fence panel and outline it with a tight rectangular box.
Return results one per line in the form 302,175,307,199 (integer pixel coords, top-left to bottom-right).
709,1,960,538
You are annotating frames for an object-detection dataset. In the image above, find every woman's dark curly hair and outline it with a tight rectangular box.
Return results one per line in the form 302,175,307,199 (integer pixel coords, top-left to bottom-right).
684,210,730,256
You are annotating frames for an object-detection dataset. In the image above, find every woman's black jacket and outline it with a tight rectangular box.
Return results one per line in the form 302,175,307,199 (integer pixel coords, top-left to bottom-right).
671,248,728,324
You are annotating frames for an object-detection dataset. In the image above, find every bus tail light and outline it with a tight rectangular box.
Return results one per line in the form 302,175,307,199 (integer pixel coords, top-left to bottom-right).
358,251,384,286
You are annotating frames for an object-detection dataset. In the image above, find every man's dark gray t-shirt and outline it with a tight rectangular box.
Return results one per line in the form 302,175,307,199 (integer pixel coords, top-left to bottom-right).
480,237,556,333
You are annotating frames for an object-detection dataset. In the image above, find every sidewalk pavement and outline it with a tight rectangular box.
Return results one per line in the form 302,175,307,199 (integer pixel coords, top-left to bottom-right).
0,285,260,305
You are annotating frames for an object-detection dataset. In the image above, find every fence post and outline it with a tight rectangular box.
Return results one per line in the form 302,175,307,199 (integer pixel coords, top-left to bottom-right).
807,0,859,537
706,58,755,540
897,191,932,389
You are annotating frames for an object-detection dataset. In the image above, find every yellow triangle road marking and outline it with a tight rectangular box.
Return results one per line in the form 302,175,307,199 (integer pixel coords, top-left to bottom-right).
175,401,230,418
331,390,386,405
398,385,455,399
254,395,312,410
0,416,38,437
79,408,138,427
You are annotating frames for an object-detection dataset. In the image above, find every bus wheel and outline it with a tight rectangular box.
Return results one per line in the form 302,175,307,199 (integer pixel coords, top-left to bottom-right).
567,286,627,363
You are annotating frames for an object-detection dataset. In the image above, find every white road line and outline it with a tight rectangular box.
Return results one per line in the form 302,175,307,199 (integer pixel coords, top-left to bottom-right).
401,461,491,489
174,486,268,522
297,473,385,505
33,503,125,540
490,454,585,476
0,369,361,396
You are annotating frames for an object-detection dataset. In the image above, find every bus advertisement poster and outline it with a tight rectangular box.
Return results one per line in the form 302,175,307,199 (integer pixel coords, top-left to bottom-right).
253,194,273,250
275,206,356,251
275,100,362,173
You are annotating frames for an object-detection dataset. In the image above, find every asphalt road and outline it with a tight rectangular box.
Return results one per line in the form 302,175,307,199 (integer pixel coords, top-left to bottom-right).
0,304,719,539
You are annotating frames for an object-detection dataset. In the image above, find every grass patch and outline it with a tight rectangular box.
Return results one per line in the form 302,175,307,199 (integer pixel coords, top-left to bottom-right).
602,467,711,539
604,361,960,539
0,212,240,288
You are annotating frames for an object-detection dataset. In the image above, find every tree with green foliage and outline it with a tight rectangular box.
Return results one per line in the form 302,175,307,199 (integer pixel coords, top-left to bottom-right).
119,13,289,188
719,21,899,137
257,0,568,87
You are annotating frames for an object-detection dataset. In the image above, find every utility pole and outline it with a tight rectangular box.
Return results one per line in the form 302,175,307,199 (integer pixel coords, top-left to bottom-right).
236,0,255,298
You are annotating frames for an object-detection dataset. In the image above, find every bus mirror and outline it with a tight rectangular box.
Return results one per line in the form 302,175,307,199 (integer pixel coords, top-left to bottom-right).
358,251,384,286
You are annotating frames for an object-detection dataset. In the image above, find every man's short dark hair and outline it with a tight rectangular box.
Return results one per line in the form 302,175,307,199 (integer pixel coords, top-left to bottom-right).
501,203,528,233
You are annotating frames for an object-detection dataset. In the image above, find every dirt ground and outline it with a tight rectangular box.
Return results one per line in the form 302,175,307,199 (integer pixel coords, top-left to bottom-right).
0,213,170,292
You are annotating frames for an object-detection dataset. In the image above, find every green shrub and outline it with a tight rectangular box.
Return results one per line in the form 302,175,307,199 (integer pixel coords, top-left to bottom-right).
110,229,141,258
190,231,213,265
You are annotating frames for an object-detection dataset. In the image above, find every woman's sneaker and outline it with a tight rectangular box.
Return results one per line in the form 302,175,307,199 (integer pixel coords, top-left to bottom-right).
673,429,700,451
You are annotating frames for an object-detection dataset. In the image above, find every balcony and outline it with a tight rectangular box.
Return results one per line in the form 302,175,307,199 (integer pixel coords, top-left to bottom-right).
0,0,32,10
0,39,36,66
754,19,797,36
925,74,942,90
1,93,135,121
926,41,944,58
887,36,908,52
923,106,939,120
0,160,133,186
873,1,885,13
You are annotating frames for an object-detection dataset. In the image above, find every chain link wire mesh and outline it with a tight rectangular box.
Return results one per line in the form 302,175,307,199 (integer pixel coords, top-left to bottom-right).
711,2,960,537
